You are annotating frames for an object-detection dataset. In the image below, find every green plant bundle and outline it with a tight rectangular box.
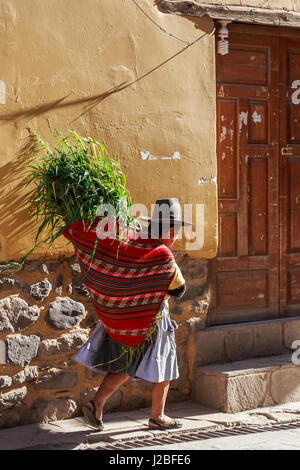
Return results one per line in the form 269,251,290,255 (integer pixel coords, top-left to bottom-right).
18,130,135,267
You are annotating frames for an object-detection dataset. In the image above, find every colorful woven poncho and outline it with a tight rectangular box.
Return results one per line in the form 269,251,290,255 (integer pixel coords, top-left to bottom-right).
63,217,176,348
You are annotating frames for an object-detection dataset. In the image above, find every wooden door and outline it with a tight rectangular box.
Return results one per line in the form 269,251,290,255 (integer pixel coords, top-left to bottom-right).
209,29,281,325
209,25,300,326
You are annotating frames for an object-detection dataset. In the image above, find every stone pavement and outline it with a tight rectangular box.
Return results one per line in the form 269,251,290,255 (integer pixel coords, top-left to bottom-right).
1,400,300,450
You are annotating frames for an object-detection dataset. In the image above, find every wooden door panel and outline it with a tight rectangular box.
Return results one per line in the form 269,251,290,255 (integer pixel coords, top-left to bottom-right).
216,270,269,309
209,33,280,325
217,46,269,85
280,39,300,316
217,98,238,199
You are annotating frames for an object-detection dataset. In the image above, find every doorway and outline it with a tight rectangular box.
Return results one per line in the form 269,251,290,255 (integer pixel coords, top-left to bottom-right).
208,23,300,325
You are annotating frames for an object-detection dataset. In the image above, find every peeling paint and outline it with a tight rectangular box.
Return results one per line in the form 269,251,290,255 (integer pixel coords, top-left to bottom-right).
140,150,181,160
252,110,262,124
220,126,227,142
199,177,209,185
0,80,6,104
198,176,217,185
228,128,234,140
239,111,248,132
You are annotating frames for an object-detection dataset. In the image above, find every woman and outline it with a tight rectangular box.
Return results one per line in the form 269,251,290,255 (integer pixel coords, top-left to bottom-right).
74,199,189,430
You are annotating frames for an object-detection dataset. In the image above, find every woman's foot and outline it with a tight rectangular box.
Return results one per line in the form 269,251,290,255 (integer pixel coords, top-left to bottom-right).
148,414,182,430
82,400,104,431
86,400,102,421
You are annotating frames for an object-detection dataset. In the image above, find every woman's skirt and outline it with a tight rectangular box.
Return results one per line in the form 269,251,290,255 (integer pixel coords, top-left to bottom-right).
73,299,179,383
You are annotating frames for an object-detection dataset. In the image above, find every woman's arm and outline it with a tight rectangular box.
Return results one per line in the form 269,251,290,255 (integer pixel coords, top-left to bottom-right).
167,263,186,302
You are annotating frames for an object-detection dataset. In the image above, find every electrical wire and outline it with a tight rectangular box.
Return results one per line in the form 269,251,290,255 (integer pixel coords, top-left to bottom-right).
131,0,204,45
132,0,276,36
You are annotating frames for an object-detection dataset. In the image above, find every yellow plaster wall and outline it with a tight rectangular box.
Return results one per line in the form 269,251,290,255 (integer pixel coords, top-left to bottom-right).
0,0,217,262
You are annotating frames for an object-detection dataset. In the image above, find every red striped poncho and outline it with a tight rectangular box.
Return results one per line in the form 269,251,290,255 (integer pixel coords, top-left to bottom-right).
63,217,176,347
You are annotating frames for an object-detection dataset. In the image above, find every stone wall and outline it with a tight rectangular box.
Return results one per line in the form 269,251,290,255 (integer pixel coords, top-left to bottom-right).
0,254,209,429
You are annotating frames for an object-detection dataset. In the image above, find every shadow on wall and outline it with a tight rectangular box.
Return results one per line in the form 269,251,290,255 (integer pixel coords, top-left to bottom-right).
0,134,37,257
0,9,213,259
0,86,128,260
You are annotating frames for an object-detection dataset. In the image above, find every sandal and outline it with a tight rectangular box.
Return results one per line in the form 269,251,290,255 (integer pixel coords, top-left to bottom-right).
148,417,182,430
82,400,104,431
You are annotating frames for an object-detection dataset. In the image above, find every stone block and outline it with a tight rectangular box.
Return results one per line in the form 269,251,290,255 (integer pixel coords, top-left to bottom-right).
192,354,300,413
38,331,89,357
193,327,226,366
0,262,23,273
170,303,183,316
179,282,208,302
23,260,59,273
35,368,78,390
0,277,22,291
55,273,63,295
0,296,40,333
13,366,39,384
226,372,269,412
69,262,81,273
192,299,209,315
0,386,27,411
27,397,77,424
253,321,287,357
7,335,40,367
270,366,300,404
28,280,52,301
0,341,5,364
44,261,60,273
46,298,85,330
283,317,300,350
72,278,90,298
177,257,208,282
224,327,254,361
0,376,12,388
85,367,105,380
192,369,226,411
186,317,206,331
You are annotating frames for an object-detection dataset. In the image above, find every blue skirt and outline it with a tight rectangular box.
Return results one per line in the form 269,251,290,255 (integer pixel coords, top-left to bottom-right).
73,299,179,383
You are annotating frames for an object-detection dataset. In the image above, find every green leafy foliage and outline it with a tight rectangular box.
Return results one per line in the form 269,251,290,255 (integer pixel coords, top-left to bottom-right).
17,130,135,268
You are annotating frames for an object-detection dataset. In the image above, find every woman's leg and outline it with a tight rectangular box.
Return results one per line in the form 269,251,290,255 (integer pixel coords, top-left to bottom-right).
87,372,129,420
150,380,172,424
